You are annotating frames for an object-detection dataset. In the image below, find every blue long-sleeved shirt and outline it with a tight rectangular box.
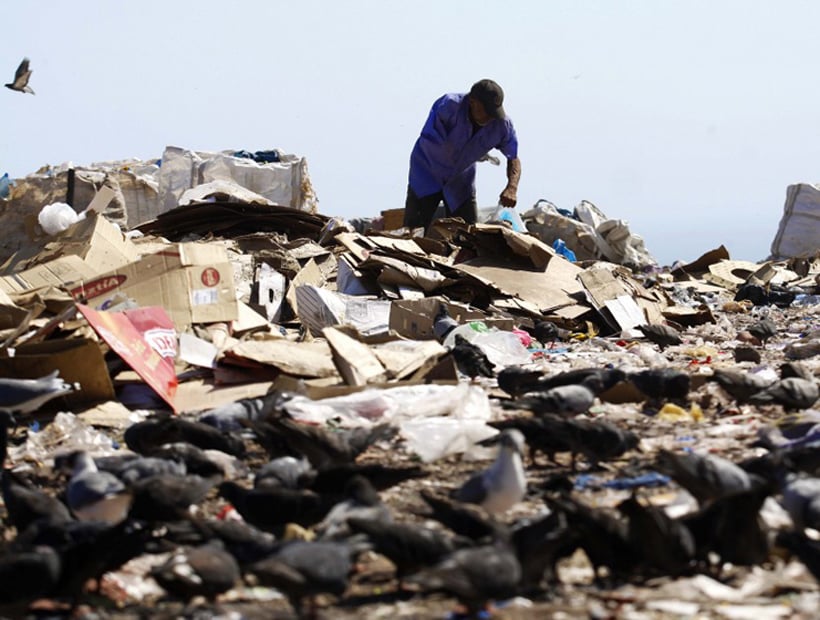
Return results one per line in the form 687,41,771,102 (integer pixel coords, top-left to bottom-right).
408,92,518,212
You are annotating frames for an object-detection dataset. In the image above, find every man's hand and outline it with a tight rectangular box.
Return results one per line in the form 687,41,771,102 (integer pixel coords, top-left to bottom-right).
499,186,518,208
500,157,521,207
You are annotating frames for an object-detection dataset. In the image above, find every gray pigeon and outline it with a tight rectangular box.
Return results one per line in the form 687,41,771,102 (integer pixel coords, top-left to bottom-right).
781,474,820,531
655,449,752,506
0,371,75,414
5,58,34,94
454,429,527,514
747,377,819,411
57,450,133,524
507,383,596,418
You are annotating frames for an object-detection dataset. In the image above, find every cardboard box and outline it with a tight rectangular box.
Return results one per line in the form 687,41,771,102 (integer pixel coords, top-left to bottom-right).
0,338,115,405
2,213,139,277
68,243,239,330
388,297,514,340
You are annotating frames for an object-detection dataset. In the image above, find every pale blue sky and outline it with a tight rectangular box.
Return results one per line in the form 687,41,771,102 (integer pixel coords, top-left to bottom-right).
3,2,819,266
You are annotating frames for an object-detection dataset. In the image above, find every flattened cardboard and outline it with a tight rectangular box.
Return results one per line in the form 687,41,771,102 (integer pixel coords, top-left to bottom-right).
69,242,239,330
0,255,99,295
372,339,447,380
324,326,388,386
0,337,115,404
227,337,340,378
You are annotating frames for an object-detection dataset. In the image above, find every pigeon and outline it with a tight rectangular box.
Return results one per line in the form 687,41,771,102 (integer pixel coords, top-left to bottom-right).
0,547,60,611
147,442,226,478
0,371,74,414
453,429,527,514
314,475,392,540
488,416,571,465
539,416,640,470
197,391,293,432
747,377,819,410
510,509,577,592
150,541,240,602
780,361,815,381
681,482,771,567
245,540,366,617
254,456,315,490
217,481,328,533
127,472,222,522
433,303,459,341
617,495,695,577
746,318,777,345
506,383,597,418
418,490,506,542
306,462,427,495
776,530,820,582
404,541,522,618
654,449,753,506
1,469,73,532
637,323,682,350
260,416,396,470
546,494,638,586
450,334,494,380
347,517,467,581
629,368,691,402
4,58,34,95
523,320,565,345
56,450,133,525
95,454,187,484
124,415,246,457
707,368,776,404
780,473,820,530
496,366,546,398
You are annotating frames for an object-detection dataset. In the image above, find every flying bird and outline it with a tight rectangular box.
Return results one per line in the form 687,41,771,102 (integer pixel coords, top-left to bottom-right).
5,58,35,95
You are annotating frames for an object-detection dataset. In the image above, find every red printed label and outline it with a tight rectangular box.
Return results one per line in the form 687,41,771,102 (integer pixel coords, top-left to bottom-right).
201,268,220,287
69,275,127,299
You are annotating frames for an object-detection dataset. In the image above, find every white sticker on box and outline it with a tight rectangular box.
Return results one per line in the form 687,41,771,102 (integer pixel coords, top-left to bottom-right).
191,289,219,306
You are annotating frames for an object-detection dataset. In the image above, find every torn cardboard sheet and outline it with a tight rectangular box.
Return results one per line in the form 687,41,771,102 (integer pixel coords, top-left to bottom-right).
455,255,586,317
579,265,667,331
255,262,286,322
295,285,391,337
226,337,340,378
324,327,388,386
371,339,447,380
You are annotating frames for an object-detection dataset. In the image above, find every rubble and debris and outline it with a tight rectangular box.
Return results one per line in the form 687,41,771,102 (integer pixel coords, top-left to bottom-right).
0,151,817,618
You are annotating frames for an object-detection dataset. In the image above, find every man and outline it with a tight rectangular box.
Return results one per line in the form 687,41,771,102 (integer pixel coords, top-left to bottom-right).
404,79,521,232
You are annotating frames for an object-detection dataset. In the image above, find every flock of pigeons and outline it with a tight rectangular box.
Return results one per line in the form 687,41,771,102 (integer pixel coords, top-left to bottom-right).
0,305,817,617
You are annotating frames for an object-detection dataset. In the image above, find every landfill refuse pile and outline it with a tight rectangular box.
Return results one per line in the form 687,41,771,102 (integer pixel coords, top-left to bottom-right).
0,154,819,619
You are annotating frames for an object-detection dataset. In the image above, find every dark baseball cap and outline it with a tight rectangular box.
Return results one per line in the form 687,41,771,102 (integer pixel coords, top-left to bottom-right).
469,79,505,120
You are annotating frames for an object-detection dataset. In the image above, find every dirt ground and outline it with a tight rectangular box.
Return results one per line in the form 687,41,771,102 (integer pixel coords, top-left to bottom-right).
4,297,820,619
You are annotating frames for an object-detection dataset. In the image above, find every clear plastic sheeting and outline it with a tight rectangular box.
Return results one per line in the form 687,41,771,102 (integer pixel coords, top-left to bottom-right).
283,383,496,462
8,411,118,466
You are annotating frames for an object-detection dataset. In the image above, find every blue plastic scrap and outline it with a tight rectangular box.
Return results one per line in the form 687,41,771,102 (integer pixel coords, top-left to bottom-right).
574,472,670,491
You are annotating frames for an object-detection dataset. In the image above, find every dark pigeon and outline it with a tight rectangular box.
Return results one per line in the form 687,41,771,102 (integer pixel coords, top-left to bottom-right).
404,541,522,617
539,416,640,470
150,541,240,602
451,334,494,380
629,368,691,402
218,481,328,533
637,323,682,351
707,368,775,404
506,383,597,418
746,318,777,345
